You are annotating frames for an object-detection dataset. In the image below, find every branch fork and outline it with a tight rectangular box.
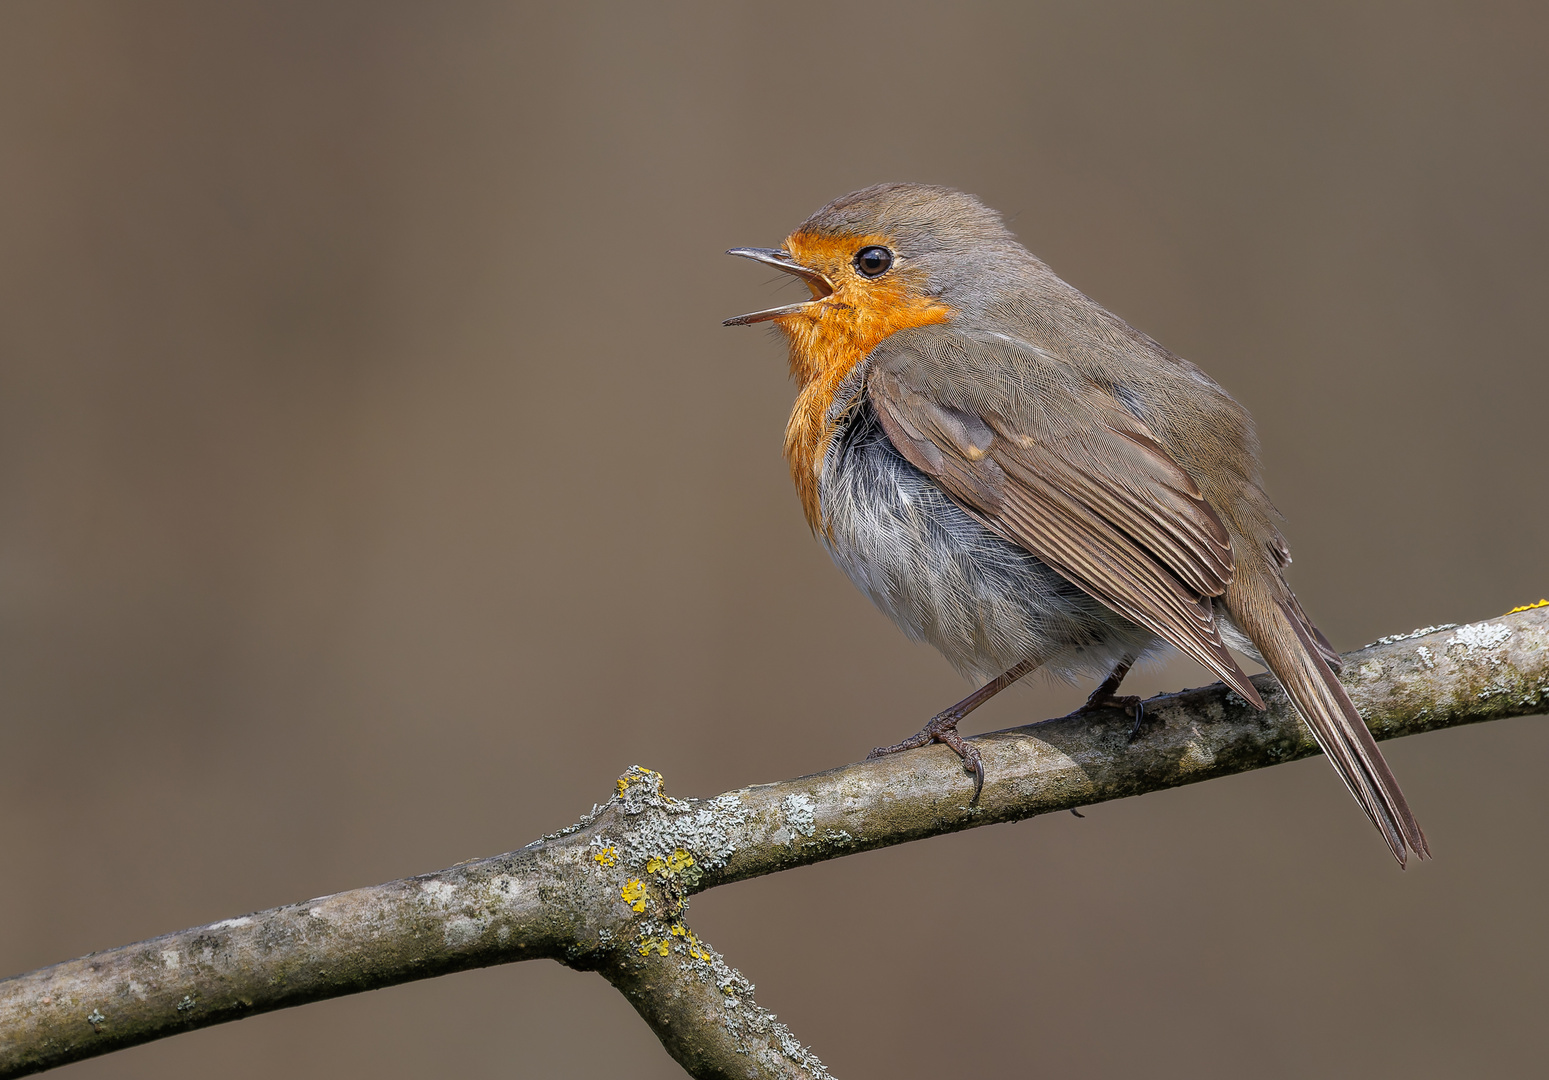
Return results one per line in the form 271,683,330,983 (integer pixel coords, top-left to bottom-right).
2,606,1546,1078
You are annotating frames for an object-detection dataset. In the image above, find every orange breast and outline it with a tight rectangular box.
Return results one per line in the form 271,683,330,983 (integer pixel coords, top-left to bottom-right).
774,232,953,531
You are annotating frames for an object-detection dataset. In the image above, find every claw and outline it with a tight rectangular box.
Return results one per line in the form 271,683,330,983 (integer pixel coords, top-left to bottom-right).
869,712,983,805
864,658,1042,809
1078,691,1147,740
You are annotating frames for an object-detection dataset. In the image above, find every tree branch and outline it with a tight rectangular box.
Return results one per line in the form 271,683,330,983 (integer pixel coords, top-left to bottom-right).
2,607,1545,1078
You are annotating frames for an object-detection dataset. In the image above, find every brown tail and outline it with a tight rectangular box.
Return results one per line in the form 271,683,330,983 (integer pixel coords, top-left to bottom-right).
1231,589,1429,866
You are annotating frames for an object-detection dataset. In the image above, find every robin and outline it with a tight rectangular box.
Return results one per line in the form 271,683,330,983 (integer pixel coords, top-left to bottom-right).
725,183,1427,866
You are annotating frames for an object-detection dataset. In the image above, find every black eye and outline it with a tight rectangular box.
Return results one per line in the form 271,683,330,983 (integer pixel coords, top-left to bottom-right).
854,246,893,277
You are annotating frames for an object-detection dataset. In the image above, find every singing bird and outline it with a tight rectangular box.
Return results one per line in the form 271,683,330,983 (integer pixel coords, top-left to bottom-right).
725,183,1427,866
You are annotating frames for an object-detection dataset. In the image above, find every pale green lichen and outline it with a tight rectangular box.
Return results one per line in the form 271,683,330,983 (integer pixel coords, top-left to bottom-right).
781,793,815,837
1449,622,1512,653
656,922,833,1077
1368,624,1458,647
607,767,748,878
770,792,820,842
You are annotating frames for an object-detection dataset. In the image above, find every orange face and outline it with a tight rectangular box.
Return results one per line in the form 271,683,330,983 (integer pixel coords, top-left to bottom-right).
774,231,952,384
766,231,953,531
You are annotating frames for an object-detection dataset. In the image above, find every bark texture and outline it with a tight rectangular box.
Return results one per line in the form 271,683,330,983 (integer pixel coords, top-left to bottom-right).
2,607,1545,1079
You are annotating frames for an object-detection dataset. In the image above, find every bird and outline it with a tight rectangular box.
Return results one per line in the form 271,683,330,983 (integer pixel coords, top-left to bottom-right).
723,182,1428,866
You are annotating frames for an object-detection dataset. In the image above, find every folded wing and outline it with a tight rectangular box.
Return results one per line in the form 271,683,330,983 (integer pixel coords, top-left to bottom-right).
866,327,1264,706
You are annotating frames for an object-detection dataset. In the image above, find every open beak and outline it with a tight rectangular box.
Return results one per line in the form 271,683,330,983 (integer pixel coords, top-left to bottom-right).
722,248,835,326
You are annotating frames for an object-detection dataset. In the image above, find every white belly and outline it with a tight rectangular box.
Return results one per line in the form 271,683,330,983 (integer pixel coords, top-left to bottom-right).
818,399,1163,684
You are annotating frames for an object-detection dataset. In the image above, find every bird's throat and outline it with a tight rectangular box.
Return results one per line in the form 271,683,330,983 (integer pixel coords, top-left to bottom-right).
776,285,951,532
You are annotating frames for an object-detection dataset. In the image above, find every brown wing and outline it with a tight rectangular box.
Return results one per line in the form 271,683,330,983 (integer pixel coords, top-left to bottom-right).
867,328,1264,707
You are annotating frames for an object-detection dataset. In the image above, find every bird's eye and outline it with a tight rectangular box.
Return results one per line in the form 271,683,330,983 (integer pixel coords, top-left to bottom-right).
854,246,893,277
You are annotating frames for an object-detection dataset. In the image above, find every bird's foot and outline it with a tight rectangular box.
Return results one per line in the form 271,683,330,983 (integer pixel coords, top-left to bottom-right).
1076,691,1148,742
868,713,985,805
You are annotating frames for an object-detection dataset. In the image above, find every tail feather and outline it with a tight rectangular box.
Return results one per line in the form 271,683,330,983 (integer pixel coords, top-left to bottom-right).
1234,592,1428,866
1284,590,1344,672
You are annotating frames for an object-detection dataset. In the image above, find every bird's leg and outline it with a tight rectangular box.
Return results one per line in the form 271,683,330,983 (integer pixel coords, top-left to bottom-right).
867,657,1040,804
1076,655,1147,740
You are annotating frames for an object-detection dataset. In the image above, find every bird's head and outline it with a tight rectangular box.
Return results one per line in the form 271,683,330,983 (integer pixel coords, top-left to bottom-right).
725,183,1026,373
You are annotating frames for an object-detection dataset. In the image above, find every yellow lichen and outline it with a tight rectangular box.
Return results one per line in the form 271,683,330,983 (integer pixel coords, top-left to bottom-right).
661,923,714,961
592,846,617,868
620,879,647,913
645,848,695,878
636,937,671,957
1505,599,1549,614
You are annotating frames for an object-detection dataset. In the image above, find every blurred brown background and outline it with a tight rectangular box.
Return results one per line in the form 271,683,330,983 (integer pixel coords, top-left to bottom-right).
1,2,1545,1077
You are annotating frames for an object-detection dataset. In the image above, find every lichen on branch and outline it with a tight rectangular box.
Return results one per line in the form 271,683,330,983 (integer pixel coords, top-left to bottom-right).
1,607,1545,1080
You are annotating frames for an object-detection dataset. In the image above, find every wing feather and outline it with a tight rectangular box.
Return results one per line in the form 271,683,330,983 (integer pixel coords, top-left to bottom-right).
867,329,1263,706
